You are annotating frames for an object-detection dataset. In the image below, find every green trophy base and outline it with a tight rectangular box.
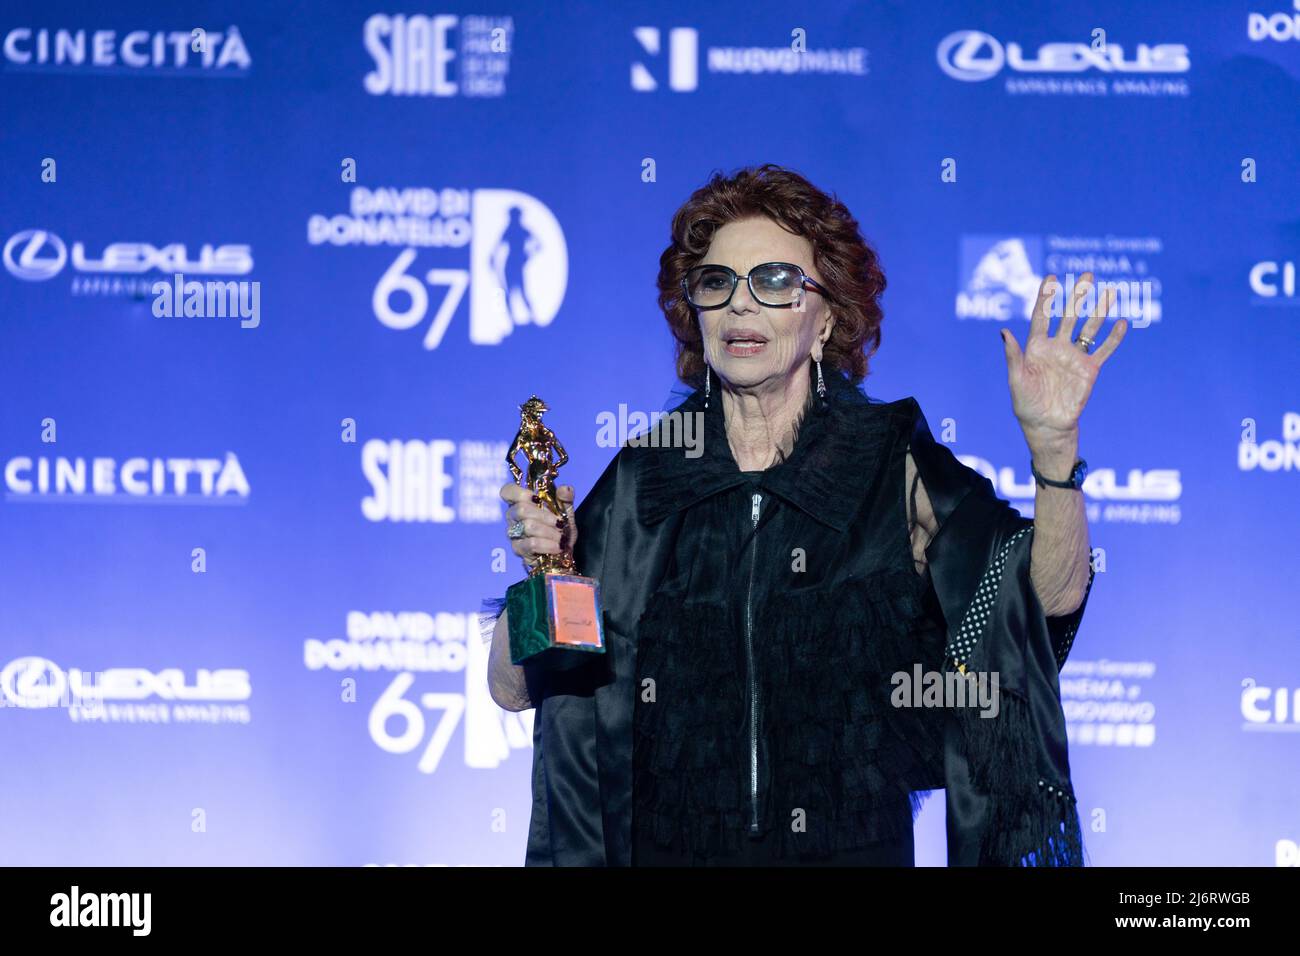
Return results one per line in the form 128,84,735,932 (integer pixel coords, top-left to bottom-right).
506,567,608,665
507,572,606,665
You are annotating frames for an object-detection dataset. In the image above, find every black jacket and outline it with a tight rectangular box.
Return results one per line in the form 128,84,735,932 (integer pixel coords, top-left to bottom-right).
512,370,1094,866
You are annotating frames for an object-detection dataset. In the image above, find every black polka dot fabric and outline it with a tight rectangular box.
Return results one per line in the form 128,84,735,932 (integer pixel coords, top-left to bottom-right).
947,526,1031,671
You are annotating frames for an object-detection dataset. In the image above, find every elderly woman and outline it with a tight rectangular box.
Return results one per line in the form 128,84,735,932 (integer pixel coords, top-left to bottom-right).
486,164,1125,867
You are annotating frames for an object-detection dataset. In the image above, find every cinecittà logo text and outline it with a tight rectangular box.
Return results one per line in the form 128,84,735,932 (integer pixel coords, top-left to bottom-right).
4,453,250,500
4,26,250,73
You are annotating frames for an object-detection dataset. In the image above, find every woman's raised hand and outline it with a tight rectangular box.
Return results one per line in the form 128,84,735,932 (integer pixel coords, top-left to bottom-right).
1000,270,1128,446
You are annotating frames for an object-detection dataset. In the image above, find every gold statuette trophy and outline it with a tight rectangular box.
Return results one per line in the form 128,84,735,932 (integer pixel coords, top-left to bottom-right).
504,396,605,664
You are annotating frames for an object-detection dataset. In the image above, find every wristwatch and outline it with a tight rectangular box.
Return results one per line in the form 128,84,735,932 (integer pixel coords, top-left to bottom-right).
1031,457,1088,490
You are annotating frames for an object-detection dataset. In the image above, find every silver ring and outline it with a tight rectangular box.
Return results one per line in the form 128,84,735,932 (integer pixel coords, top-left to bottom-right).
1074,334,1095,352
507,519,526,540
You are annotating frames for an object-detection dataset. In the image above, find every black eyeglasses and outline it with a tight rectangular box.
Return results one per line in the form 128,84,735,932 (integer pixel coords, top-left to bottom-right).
681,261,835,310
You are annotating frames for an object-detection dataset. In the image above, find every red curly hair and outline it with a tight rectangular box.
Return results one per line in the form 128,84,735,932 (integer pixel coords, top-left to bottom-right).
657,163,886,388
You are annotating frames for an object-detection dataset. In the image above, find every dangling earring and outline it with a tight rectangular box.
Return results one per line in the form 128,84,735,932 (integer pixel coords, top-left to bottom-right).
703,363,711,409
815,358,828,413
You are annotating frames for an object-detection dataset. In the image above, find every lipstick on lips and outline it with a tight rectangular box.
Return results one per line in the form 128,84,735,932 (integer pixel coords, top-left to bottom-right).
722,327,768,357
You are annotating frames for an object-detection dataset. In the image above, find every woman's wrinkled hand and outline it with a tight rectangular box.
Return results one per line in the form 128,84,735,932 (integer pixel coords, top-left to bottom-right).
499,482,576,570
1000,270,1127,455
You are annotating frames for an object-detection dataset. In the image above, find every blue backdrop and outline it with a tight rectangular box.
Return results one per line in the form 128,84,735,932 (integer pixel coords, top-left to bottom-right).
1,0,1297,867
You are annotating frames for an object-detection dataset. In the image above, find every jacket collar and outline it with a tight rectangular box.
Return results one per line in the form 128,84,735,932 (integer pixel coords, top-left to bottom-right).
635,369,893,532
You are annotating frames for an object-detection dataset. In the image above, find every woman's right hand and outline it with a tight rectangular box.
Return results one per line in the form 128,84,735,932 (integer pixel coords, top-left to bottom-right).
500,483,576,570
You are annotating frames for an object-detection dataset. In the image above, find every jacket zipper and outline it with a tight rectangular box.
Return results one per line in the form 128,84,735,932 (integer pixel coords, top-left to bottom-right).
746,490,762,834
